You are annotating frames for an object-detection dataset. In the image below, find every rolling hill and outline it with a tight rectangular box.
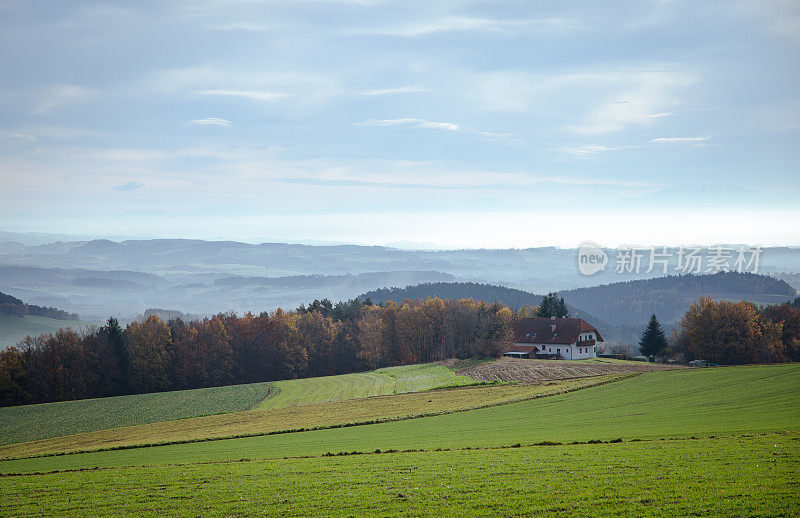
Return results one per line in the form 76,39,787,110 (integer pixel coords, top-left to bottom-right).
358,273,797,345
0,314,94,349
0,291,92,348
559,272,796,327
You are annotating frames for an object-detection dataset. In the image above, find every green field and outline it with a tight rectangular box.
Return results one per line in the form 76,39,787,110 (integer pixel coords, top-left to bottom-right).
2,434,797,517
0,362,475,447
0,363,798,516
0,313,94,348
0,377,611,460
2,364,798,474
0,381,272,446
255,363,476,410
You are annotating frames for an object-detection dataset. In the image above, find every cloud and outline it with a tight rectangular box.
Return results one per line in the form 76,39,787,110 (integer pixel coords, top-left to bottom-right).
354,16,580,37
207,22,273,32
35,85,95,114
147,67,341,107
356,118,459,131
650,137,709,143
570,69,696,135
189,117,232,126
356,86,429,96
113,181,146,192
554,145,616,156
4,133,37,142
198,89,291,102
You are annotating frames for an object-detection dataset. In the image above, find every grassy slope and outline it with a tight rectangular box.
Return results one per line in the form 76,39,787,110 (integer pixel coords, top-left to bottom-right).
255,363,475,410
2,364,798,474
0,314,94,348
2,434,797,516
0,377,613,460
0,382,272,446
0,363,474,447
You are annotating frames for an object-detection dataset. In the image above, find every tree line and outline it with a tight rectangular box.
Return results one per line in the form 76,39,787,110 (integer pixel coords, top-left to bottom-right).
670,298,800,364
0,297,514,407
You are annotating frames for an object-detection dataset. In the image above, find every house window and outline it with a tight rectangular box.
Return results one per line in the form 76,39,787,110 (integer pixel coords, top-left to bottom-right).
557,349,560,354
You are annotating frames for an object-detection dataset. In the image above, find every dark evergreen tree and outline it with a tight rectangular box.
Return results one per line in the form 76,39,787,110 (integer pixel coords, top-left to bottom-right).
536,292,569,318
639,314,668,357
97,317,128,395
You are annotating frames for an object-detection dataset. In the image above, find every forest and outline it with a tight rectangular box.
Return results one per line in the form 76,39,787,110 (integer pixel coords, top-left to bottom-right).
0,297,514,407
0,291,79,321
360,282,544,309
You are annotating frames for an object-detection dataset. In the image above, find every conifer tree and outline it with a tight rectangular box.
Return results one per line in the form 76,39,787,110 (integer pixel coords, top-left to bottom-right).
639,314,668,357
536,293,569,318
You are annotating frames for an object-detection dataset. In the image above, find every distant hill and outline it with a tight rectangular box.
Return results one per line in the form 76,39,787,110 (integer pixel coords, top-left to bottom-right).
0,314,94,349
358,274,798,346
0,291,91,348
359,282,543,309
559,272,797,328
2,235,800,321
0,291,78,320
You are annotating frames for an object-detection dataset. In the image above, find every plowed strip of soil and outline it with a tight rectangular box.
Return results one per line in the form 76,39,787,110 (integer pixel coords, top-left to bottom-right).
458,358,684,383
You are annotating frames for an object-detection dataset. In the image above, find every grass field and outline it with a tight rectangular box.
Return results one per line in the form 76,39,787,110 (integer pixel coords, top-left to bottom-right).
1,364,797,475
2,434,797,516
255,363,476,410
0,313,94,348
0,363,477,447
0,377,613,460
0,381,272,446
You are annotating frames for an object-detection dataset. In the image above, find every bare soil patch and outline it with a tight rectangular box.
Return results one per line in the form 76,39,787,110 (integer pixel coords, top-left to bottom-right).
458,357,684,383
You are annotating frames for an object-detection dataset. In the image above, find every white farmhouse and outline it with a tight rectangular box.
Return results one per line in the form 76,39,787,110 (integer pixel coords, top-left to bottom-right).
504,316,604,360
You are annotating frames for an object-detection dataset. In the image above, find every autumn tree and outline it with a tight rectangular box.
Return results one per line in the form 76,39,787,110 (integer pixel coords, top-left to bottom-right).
679,297,783,364
125,315,173,393
0,347,28,405
760,303,800,361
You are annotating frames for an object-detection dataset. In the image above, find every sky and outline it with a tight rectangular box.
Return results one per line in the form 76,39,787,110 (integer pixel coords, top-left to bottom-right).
0,0,798,248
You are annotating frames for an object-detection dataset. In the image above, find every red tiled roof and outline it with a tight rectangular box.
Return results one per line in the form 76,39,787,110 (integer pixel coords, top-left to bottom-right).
513,317,604,345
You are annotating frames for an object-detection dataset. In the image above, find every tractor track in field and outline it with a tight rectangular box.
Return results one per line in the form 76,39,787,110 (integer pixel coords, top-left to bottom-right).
458,357,684,384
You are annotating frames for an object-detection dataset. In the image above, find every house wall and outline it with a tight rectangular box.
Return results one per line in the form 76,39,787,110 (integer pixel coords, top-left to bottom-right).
572,344,597,359
528,342,597,360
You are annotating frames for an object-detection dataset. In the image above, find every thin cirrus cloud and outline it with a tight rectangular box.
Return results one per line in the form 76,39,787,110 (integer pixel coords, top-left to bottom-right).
650,137,709,143
198,89,292,101
554,145,616,156
189,117,232,126
5,133,37,142
34,85,95,114
356,118,459,131
353,16,580,37
113,181,146,192
356,86,429,96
